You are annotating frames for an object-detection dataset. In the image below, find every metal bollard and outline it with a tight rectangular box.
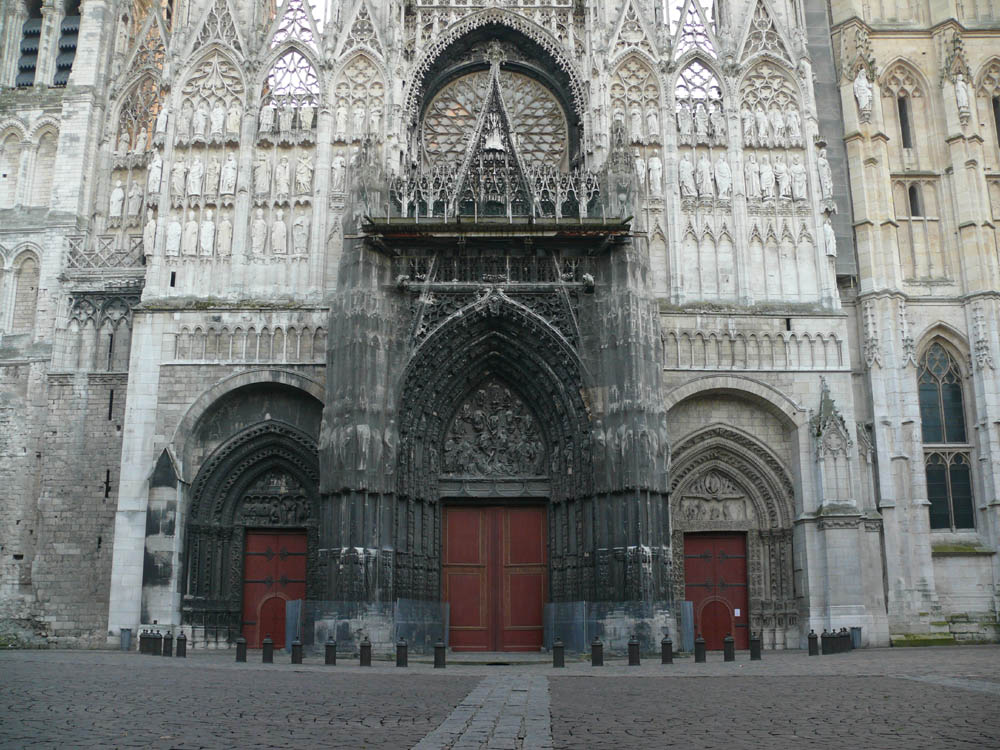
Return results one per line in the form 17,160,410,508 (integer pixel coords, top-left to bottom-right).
396,638,407,668
175,632,186,658
808,630,819,656
262,634,274,663
235,636,247,663
434,638,446,669
694,634,706,663
138,630,148,654
162,632,173,657
661,636,673,665
325,637,337,666
360,636,372,666
552,637,565,668
749,632,761,661
841,628,850,653
628,634,640,666
820,629,831,655
723,633,735,662
151,630,163,657
591,637,603,667
291,637,303,664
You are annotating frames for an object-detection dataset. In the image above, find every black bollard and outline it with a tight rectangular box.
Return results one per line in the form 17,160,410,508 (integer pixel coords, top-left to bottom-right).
325,636,337,666
661,636,673,665
138,630,148,654
291,637,303,664
151,630,163,656
628,634,640,666
434,638,446,669
262,634,274,663
694,634,706,663
723,633,735,662
749,632,761,661
395,638,407,668
360,636,372,666
235,636,247,663
820,629,830,655
162,632,173,657
552,637,565,668
841,628,850,653
847,627,855,651
175,632,186,658
808,630,819,656
591,637,603,667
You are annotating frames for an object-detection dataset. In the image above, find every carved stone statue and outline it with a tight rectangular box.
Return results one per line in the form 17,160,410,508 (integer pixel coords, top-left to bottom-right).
648,155,662,197
131,127,147,155
955,73,970,119
352,103,366,136
744,152,761,199
210,100,225,137
126,180,143,218
630,108,643,142
166,217,181,256
183,210,199,255
710,102,726,145
279,102,295,133
220,153,237,194
759,155,775,199
171,159,186,197
646,108,659,141
271,209,287,253
677,104,693,143
177,99,193,142
697,153,714,198
754,104,769,147
823,216,837,257
769,106,786,148
853,67,873,121
275,156,291,198
786,106,802,146
116,130,130,156
192,100,209,140
714,154,732,199
774,154,790,199
633,151,645,191
147,150,163,193
293,215,309,254
251,208,267,254
109,180,125,218
217,213,233,257
154,105,168,135
790,155,807,200
332,153,347,192
200,208,215,256
299,103,315,131
694,102,709,143
817,147,833,199
186,157,204,197
142,209,156,256
254,157,271,196
369,105,382,134
679,153,696,198
335,103,348,139
295,154,313,195
741,105,755,147
205,157,220,195
226,102,241,137
259,103,275,133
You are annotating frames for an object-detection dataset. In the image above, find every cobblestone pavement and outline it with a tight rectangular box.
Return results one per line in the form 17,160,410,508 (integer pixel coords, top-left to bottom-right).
1,646,1000,749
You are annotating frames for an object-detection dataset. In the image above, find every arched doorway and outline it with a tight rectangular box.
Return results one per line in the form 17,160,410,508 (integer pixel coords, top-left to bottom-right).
670,426,798,649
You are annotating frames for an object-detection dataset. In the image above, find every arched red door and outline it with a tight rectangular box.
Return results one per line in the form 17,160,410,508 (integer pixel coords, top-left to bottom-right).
241,530,307,648
684,533,749,649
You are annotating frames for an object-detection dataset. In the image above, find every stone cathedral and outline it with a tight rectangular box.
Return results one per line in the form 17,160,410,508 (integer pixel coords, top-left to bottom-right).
0,0,998,652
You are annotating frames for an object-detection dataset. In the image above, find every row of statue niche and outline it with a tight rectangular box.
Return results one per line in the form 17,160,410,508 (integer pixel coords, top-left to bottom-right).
853,67,972,126
109,179,147,225
678,151,733,200
740,102,803,149
333,100,383,141
633,150,664,197
174,97,243,145
677,99,726,146
614,107,661,144
251,207,310,256
253,153,314,202
168,153,239,201
156,207,311,257
741,151,809,202
259,99,317,136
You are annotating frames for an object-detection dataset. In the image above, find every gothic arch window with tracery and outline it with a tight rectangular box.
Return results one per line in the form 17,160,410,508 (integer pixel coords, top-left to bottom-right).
610,54,661,147
977,60,1000,166
881,62,927,162
332,53,386,148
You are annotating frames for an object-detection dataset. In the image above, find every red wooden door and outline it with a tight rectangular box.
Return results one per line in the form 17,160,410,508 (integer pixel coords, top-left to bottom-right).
442,506,547,651
241,530,307,648
684,533,749,650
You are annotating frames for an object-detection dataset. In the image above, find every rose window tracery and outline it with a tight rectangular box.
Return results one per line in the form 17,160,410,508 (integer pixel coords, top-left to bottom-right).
422,70,568,168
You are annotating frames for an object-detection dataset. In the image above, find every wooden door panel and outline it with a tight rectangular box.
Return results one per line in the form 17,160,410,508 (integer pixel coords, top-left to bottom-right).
443,508,490,650
684,533,749,650
242,530,307,648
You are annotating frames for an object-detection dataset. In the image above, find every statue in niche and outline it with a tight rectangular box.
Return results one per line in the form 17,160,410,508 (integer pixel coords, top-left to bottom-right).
352,103,366,137
633,150,646,191
679,153,696,198
205,156,220,195
369,105,381,134
745,153,761,199
166,217,181,256
279,102,295,133
677,104,693,143
790,155,807,200
116,129,130,156
192,100,209,141
786,106,802,146
251,208,267,254
254,157,271,196
759,154,775,199
126,180,143,218
177,99,193,142
754,104,769,147
483,112,505,151
132,126,147,155
295,154,313,194
259,103,275,133
694,102,709,143
769,106,786,148
220,154,237,194
774,154,790,199
955,73,970,120
271,209,287,253
332,153,346,192
710,102,726,145
200,208,215,256
183,210,199,255
142,209,156,256
210,100,226,137
109,180,125,218
741,105,755,146
630,108,643,142
853,68,872,122
275,156,291,199
147,150,163,193
823,216,837,257
646,108,659,140
816,148,833,199
715,154,732,199
171,158,186,197
187,157,204,197
226,102,241,137
335,103,348,139
155,105,169,135
697,152,714,198
217,212,232,257
648,155,662,197
293,215,308,254
300,103,315,131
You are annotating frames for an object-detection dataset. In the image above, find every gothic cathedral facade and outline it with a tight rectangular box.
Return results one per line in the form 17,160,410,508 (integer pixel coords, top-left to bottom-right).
0,0,996,650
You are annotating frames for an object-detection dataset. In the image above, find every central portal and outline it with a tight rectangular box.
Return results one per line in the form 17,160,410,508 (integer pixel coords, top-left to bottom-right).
442,505,547,651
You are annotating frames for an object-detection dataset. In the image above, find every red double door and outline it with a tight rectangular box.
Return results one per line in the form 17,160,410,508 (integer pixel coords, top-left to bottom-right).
442,506,547,651
241,530,307,648
684,533,749,650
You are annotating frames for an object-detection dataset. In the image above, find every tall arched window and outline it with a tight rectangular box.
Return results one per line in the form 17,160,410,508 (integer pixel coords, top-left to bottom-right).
11,254,39,334
918,342,974,529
